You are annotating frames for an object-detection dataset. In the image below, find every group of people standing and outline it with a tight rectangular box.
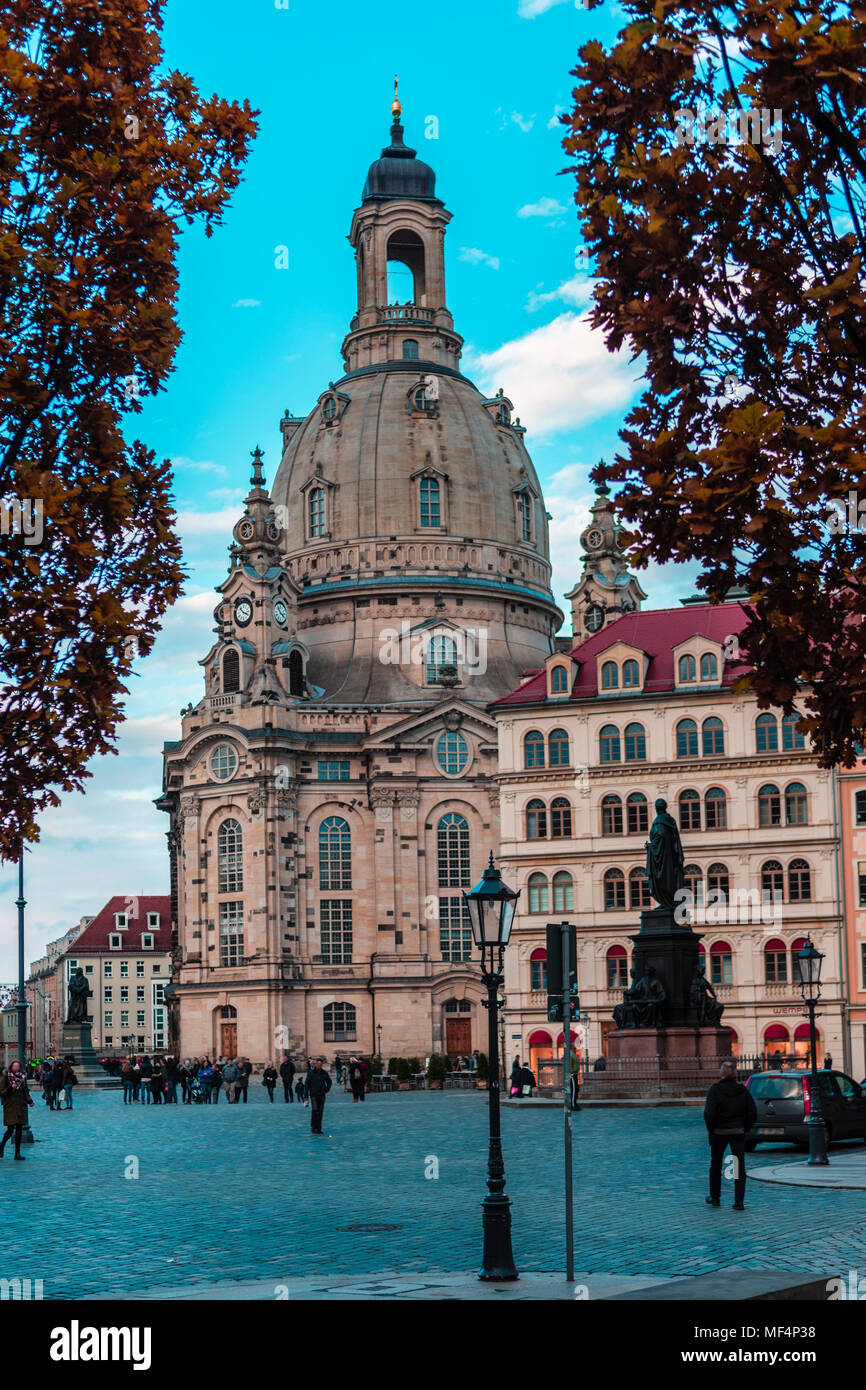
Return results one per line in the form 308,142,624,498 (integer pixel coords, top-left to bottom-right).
119,1056,255,1104
33,1057,77,1111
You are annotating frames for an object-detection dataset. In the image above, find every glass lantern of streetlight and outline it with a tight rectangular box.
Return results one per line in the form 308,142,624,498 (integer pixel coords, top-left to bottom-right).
795,938,824,1003
464,853,519,949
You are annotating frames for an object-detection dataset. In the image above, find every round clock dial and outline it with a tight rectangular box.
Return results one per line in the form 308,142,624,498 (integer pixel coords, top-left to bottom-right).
234,598,253,627
585,603,605,633
237,520,254,541
273,599,288,627
585,527,604,550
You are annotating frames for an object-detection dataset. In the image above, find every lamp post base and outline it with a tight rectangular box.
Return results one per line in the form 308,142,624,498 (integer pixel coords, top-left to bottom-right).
806,1115,829,1165
479,1194,518,1281
19,1124,35,1145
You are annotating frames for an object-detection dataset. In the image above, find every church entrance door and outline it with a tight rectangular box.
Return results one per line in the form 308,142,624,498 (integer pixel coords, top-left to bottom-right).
220,1022,237,1058
445,1018,471,1061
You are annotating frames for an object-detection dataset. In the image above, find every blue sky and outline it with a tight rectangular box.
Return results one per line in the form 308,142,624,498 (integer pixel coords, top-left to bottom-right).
1,0,700,976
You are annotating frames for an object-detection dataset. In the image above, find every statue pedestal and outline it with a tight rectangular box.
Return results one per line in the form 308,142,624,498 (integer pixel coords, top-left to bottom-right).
59,1021,119,1089
607,1026,733,1066
631,906,702,1028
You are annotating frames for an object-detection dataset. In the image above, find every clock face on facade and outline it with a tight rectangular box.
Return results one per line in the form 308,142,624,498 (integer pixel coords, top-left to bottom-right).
584,527,604,550
237,520,254,541
585,603,605,633
234,597,253,627
273,599,288,627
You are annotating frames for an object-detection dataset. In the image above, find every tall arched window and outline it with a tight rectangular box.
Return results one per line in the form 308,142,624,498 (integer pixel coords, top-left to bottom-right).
606,944,628,988
678,654,696,682
530,947,548,991
548,728,570,766
623,659,640,687
782,712,806,750
761,859,784,902
217,818,243,893
222,648,240,693
676,718,698,758
426,634,458,684
705,787,727,829
308,486,325,538
402,338,419,359
624,722,646,761
707,862,729,903
319,816,351,889
437,813,471,962
288,649,304,697
324,1002,357,1041
518,491,532,542
764,938,787,983
758,784,781,827
601,661,619,690
700,652,718,681
600,724,621,763
702,716,725,755
526,799,547,839
550,797,572,838
629,868,650,909
683,863,703,906
602,794,623,836
419,476,440,527
603,868,626,910
857,789,866,826
551,666,569,694
788,858,811,901
785,782,808,825
678,789,701,831
709,940,733,985
528,873,549,913
524,730,545,769
552,871,574,911
756,713,778,752
627,792,648,834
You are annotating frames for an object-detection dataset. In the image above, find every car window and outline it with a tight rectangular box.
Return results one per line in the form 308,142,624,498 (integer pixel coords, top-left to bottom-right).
749,1076,802,1100
818,1073,839,1097
835,1073,860,1099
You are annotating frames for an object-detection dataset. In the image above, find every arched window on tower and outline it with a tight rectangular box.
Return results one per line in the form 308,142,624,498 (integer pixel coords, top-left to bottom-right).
217,819,243,893
402,339,419,360
419,476,440,527
319,817,352,890
386,228,426,304
222,648,240,694
308,486,325,538
288,650,305,698
518,491,532,542
426,634,458,684
437,813,472,963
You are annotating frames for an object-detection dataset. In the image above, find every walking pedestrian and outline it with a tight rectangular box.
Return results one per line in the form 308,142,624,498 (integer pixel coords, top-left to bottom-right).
237,1057,252,1103
295,1073,306,1104
704,1060,758,1211
0,1061,34,1158
305,1058,332,1134
61,1060,77,1110
568,1046,581,1111
279,1054,295,1102
509,1058,521,1098
262,1063,277,1102
348,1056,365,1103
198,1061,213,1103
180,1059,191,1103
48,1056,64,1111
518,1061,535,1098
222,1058,239,1103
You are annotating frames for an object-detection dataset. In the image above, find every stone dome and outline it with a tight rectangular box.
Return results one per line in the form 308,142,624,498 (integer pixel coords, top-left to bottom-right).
362,121,438,203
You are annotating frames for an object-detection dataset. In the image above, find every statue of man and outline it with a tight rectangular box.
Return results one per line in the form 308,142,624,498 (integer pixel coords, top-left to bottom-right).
645,798,685,911
66,967,91,1024
632,965,666,1028
689,967,724,1027
613,968,641,1029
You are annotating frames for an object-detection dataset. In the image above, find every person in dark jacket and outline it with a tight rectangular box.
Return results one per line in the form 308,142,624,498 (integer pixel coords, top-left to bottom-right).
262,1063,278,1102
236,1058,252,1104
519,1063,536,1097
139,1056,153,1103
704,1061,758,1210
61,1060,76,1110
279,1055,296,1102
509,1059,521,1097
48,1057,64,1111
0,1061,34,1158
150,1061,164,1104
305,1058,332,1133
348,1056,365,1103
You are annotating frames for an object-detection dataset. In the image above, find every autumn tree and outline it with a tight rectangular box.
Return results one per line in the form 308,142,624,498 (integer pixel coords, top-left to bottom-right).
564,0,866,764
0,0,257,858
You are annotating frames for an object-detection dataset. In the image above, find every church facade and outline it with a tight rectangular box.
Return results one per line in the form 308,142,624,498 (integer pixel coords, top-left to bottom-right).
158,98,563,1064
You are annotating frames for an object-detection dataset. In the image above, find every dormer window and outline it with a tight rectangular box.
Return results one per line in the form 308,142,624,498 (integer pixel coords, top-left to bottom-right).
141,933,154,950
518,492,531,542
322,395,337,422
700,652,718,681
420,477,440,527
497,401,510,426
623,659,640,688
601,661,619,690
403,339,419,360
679,654,697,683
147,912,160,929
114,913,127,929
109,933,122,950
551,665,568,694
309,487,325,538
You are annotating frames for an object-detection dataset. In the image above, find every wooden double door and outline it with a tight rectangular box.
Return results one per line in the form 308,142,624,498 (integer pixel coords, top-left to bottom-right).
445,1018,472,1060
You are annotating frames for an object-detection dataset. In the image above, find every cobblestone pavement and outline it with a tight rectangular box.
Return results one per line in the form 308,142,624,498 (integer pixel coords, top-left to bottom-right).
9,1089,866,1299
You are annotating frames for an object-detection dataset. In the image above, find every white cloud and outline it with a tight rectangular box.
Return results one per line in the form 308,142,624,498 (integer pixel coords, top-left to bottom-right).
171,455,228,477
510,112,536,132
548,105,568,130
526,275,594,313
459,247,501,271
468,312,642,435
176,503,244,538
517,196,569,219
232,298,261,309
518,0,571,16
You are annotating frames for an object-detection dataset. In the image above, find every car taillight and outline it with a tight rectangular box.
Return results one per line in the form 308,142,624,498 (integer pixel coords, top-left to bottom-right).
802,1075,811,1115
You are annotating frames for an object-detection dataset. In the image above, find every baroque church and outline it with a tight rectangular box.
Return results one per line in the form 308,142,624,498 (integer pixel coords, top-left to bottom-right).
158,95,639,1063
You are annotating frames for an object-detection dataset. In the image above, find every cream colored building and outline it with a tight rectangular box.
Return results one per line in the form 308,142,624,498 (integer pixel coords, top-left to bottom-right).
493,554,846,1075
158,100,562,1064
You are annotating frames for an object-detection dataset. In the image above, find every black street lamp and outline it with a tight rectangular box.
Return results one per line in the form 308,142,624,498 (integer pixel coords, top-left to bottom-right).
795,937,829,1166
15,854,34,1143
464,852,519,1282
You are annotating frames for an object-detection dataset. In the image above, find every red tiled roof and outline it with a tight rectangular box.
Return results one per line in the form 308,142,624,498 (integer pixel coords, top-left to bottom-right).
491,603,752,707
65,896,171,954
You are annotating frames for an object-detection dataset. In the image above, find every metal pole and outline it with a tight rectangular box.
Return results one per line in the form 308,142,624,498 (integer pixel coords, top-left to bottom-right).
16,855,34,1143
561,922,574,1283
479,947,518,1280
806,999,829,1165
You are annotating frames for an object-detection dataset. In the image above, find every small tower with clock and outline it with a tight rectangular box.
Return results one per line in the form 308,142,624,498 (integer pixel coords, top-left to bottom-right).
564,475,646,644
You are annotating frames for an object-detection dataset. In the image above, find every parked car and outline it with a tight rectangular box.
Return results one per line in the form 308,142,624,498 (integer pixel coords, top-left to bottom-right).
744,1069,866,1149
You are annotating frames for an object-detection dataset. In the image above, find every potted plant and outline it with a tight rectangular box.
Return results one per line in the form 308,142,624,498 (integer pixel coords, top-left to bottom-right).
386,1056,399,1076
476,1052,489,1088
426,1053,448,1089
395,1057,411,1089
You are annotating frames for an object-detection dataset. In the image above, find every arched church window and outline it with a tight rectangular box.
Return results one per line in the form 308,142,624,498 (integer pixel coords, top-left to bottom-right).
218,819,243,893
288,649,304,698
419,477,440,527
437,813,470,888
517,492,532,542
402,339,419,360
426,634,458,684
319,817,351,890
222,647,240,693
308,487,325,538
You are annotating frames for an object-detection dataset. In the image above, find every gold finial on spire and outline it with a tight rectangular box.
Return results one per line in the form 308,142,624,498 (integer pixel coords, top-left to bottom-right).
391,73,402,121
